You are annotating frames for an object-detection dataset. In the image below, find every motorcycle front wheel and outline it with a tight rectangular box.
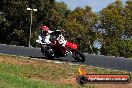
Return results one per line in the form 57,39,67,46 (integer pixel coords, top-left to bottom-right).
71,50,85,62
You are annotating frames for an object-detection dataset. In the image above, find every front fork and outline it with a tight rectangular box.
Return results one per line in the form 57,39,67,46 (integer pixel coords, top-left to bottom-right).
70,49,79,58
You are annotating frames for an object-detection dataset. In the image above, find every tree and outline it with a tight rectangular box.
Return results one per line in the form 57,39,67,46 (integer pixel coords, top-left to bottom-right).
99,0,132,57
0,0,30,46
63,6,98,53
0,0,57,46
123,0,132,39
48,2,68,29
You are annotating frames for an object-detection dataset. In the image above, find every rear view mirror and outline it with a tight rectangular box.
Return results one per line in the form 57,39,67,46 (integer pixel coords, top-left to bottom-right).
76,34,83,40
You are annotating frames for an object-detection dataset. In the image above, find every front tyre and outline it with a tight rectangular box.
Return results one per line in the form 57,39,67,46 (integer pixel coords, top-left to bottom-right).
72,50,85,62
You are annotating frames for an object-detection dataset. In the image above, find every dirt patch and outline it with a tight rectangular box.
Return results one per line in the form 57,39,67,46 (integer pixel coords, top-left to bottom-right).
22,72,78,85
51,74,77,84
0,55,34,65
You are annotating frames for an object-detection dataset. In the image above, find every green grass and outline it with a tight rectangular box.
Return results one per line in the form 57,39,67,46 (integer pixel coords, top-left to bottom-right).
0,72,75,88
0,54,131,88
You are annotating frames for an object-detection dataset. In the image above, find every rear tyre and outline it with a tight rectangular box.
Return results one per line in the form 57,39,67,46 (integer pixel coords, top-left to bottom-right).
41,47,54,59
72,50,85,62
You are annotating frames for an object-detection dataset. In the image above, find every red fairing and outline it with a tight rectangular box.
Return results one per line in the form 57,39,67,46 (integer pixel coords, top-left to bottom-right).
65,41,77,49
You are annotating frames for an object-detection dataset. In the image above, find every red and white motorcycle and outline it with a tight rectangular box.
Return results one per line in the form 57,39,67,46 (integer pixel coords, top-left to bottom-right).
36,30,85,62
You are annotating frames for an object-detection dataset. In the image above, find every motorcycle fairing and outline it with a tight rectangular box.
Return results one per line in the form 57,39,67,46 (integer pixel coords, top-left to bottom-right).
65,41,77,49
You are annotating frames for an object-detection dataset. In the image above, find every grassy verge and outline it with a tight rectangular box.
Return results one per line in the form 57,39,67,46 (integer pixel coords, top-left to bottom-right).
0,54,131,88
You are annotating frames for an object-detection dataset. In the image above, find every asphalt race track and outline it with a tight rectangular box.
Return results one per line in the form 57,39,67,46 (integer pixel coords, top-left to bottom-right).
0,44,132,72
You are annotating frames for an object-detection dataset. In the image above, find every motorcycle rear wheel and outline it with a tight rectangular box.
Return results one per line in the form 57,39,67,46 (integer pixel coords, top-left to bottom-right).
41,47,55,59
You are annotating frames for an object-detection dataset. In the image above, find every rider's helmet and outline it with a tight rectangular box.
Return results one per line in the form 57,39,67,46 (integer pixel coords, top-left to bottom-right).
39,25,49,32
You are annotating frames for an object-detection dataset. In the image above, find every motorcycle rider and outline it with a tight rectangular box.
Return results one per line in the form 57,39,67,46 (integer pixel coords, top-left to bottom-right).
38,26,67,56
38,25,53,44
38,25,67,46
